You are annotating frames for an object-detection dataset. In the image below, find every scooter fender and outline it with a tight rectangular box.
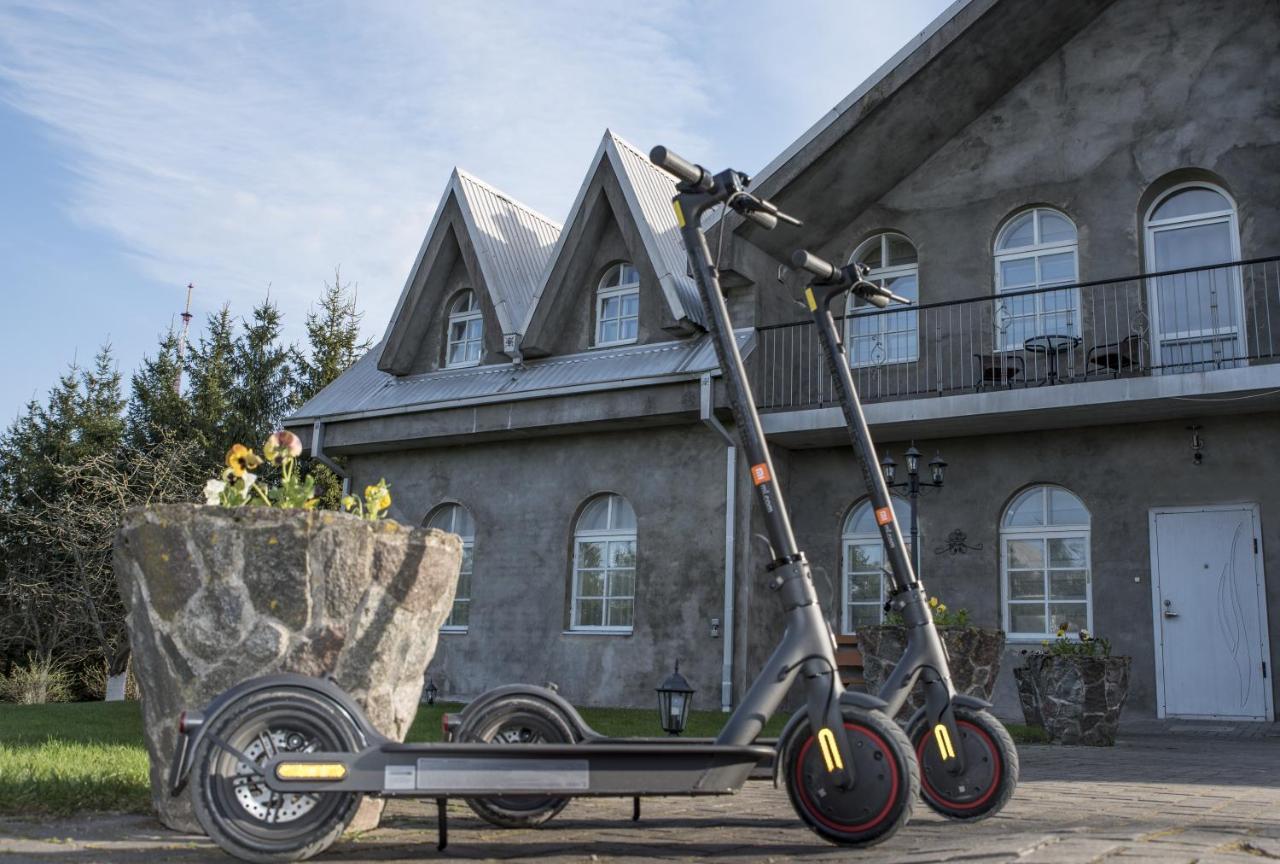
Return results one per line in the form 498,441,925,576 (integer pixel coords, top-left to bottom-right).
904,693,993,737
771,691,890,788
169,672,384,797
455,683,601,741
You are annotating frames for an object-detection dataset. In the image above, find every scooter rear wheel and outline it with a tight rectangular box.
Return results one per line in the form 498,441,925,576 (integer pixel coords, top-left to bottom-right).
459,694,578,828
782,705,918,846
908,707,1019,821
189,687,363,863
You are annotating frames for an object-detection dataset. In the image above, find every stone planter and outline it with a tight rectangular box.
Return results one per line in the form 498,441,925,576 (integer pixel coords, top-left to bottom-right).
1016,653,1131,745
114,504,462,833
858,625,1005,718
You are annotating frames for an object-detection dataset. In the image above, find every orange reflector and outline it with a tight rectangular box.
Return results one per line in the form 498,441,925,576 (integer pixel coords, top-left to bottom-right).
275,762,348,781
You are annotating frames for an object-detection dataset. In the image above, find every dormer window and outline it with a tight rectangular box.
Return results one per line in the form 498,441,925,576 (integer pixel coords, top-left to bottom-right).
595,263,640,347
445,290,483,367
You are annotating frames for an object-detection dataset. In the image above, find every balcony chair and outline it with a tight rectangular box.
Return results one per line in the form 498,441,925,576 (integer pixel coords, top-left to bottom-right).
972,353,1025,390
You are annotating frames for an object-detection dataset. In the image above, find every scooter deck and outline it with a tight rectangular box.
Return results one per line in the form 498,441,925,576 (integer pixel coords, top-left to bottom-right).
261,740,774,798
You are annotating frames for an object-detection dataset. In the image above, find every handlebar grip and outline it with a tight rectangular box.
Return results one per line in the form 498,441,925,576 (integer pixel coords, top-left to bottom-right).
790,249,837,282
649,146,714,192
744,209,778,231
864,294,891,309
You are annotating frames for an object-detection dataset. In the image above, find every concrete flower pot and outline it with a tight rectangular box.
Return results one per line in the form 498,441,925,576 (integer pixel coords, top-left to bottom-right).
1017,654,1131,745
858,624,1006,718
114,504,461,833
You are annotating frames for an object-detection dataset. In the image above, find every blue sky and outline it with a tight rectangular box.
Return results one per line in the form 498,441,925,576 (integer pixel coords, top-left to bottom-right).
0,0,952,424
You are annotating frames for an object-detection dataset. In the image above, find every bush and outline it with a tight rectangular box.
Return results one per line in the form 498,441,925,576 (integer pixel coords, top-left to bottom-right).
0,655,74,704
80,660,140,701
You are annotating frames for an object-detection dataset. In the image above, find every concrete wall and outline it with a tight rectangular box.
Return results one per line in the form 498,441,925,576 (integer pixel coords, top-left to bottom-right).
346,424,735,710
779,411,1280,719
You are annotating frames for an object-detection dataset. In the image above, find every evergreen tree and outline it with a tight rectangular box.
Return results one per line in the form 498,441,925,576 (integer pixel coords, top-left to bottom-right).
230,295,295,448
78,345,126,458
297,268,369,403
186,306,237,468
125,329,193,449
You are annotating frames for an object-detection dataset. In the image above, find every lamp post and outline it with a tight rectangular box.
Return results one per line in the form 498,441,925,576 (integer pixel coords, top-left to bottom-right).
880,445,947,577
656,661,695,735
423,677,438,706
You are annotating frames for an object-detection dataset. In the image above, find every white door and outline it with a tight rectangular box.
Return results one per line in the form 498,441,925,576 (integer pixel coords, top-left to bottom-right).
1149,505,1272,720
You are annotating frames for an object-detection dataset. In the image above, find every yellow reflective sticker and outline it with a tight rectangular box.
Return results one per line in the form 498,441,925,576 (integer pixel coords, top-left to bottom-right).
275,762,348,780
817,727,844,772
672,200,686,228
933,724,956,760
804,287,817,311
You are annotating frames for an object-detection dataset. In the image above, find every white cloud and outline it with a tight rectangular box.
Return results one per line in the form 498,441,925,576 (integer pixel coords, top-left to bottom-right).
0,0,950,340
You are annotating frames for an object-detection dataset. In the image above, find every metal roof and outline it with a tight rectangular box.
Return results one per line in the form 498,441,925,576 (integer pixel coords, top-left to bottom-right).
291,331,753,423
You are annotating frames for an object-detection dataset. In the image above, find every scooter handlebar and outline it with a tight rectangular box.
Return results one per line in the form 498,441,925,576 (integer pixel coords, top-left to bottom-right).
744,209,778,231
649,146,714,192
790,249,838,282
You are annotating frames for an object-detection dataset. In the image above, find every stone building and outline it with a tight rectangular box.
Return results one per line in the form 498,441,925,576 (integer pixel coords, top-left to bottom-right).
287,0,1280,722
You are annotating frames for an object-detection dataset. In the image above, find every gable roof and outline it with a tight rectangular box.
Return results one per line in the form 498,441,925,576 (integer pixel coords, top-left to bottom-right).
519,130,703,349
378,168,560,369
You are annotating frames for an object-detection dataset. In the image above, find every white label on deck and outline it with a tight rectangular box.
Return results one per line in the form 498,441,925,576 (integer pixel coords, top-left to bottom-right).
384,765,416,791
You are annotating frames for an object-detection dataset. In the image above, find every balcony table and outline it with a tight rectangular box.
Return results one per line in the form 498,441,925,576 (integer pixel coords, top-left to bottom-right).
1023,334,1082,385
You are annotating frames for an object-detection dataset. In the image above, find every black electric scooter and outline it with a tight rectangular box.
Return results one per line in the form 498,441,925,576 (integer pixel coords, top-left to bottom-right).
170,149,1006,863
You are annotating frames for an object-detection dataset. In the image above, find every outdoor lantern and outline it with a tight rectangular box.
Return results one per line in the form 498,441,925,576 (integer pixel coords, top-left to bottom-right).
424,677,438,706
905,445,922,476
880,451,898,485
929,452,948,485
656,661,695,735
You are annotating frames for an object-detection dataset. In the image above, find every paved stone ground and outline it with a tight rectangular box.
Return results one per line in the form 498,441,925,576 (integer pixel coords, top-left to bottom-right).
2,725,1277,863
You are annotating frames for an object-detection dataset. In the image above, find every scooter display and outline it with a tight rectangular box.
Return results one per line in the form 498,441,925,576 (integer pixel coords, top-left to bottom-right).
171,147,1009,863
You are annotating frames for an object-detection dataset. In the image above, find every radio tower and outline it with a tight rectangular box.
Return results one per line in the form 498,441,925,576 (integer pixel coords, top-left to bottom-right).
174,283,194,395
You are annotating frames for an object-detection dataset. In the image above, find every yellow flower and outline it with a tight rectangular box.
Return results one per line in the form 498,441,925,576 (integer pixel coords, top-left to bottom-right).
366,483,391,512
263,430,303,465
937,604,948,614
302,498,319,510
929,597,939,608
341,495,358,511
225,444,262,477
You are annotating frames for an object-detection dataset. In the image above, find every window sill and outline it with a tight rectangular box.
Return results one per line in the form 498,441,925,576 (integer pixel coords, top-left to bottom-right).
443,360,481,370
591,339,638,350
440,626,469,634
562,628,633,637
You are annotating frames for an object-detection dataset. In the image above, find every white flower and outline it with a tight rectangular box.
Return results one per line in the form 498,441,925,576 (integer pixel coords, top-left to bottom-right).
203,478,226,505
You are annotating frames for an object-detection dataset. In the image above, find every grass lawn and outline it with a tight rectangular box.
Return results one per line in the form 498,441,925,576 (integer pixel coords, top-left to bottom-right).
0,700,1046,817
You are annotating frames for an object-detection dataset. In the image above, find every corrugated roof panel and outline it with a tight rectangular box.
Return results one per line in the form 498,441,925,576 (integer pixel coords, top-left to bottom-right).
290,331,753,423
454,171,561,333
608,134,706,328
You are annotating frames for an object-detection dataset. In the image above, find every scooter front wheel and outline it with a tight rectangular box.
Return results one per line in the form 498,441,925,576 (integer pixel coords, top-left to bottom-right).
782,706,918,846
189,687,364,863
908,706,1019,821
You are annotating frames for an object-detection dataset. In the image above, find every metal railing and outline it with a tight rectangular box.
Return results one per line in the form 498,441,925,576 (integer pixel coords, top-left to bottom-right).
754,257,1280,411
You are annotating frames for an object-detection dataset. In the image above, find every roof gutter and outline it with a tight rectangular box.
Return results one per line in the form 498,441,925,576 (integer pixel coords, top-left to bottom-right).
700,373,736,713
311,420,351,497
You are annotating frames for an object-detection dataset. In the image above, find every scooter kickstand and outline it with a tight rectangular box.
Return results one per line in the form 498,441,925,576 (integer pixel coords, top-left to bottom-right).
436,797,448,852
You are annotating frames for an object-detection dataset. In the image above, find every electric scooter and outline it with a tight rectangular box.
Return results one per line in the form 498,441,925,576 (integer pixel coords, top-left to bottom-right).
169,148,993,863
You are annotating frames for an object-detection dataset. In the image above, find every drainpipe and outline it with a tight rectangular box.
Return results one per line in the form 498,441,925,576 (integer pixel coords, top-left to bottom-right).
311,420,351,496
700,373,736,713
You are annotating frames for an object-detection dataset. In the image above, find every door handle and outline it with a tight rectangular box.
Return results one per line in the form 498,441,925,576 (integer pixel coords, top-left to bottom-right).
1163,599,1179,618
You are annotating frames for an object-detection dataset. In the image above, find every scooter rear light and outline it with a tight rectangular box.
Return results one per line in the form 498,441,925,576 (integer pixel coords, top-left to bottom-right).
178,709,203,735
178,711,187,733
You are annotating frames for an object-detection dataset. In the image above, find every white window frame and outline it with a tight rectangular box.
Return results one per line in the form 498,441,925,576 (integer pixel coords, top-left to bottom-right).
1142,182,1244,369
445,290,483,368
840,497,913,634
594,263,640,348
846,233,920,368
1000,486,1092,641
993,208,1080,352
570,494,636,633
427,503,475,632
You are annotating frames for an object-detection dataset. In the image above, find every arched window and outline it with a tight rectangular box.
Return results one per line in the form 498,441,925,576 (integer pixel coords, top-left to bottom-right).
1144,183,1243,369
427,503,476,630
445,290,483,367
1000,485,1091,639
847,233,920,367
595,263,640,347
841,497,912,633
993,209,1079,352
571,493,637,631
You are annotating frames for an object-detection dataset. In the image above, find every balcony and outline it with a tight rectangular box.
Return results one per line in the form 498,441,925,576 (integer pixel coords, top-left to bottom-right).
754,258,1280,415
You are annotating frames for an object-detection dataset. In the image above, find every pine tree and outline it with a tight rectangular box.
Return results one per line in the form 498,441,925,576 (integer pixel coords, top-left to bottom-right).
125,329,193,449
297,268,369,404
186,306,237,469
78,345,126,459
230,295,295,448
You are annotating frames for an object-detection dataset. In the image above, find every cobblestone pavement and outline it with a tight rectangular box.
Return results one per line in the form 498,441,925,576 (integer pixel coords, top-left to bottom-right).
2,730,1277,863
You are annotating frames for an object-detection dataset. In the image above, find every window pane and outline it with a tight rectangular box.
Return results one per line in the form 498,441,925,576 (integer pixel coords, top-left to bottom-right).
1038,210,1076,244
1009,604,1046,634
601,295,620,317
600,319,619,344
1000,257,1036,289
427,505,455,533
609,496,637,531
460,545,474,575
577,541,604,569
621,293,638,316
1049,602,1088,632
1007,539,1045,569
454,568,471,600
576,599,603,627
1009,571,1046,600
1152,221,1233,271
610,540,636,568
619,264,640,285
1049,570,1088,600
1049,537,1087,568
578,568,604,597
1048,489,1088,526
449,320,468,342
848,603,881,630
847,542,883,571
848,572,881,602
999,213,1035,250
886,273,918,302
578,497,610,531
609,568,635,598
619,317,638,341
1004,488,1045,527
857,239,883,270
885,234,917,267
1038,251,1076,284
448,600,469,628
1152,187,1231,222
606,599,633,628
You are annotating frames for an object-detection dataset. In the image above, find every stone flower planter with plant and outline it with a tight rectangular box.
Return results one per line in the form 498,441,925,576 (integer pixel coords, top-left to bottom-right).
114,430,462,833
858,596,1006,718
1015,625,1130,745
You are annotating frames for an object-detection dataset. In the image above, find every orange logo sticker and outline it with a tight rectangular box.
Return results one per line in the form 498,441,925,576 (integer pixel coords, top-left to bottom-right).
750,464,772,486
875,506,894,526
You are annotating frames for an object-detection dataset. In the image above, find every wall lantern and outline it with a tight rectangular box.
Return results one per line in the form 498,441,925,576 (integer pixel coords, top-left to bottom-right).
656,661,695,735
424,677,438,706
879,451,898,485
929,452,948,485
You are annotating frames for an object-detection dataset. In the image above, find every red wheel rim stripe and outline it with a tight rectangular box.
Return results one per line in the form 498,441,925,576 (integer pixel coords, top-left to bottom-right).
793,722,901,834
915,720,1001,811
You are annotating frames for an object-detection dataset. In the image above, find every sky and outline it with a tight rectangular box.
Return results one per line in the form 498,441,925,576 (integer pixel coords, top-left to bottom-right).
0,0,953,425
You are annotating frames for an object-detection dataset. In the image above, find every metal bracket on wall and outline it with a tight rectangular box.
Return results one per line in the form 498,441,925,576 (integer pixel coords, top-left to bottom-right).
934,529,983,556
